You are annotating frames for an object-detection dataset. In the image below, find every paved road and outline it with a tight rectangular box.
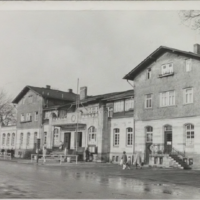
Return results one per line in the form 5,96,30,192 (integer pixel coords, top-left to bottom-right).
0,161,200,198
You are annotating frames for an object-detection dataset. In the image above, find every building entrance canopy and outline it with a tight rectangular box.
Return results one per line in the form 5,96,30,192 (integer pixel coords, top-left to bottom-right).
53,123,86,130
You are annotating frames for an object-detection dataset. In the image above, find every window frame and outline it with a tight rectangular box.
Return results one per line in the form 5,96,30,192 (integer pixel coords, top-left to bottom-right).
114,100,124,113
126,127,133,146
146,126,153,143
147,68,152,79
160,90,175,107
185,124,194,146
183,88,193,104
113,128,120,146
125,98,134,111
185,59,192,72
145,94,152,109
27,132,31,146
161,63,173,75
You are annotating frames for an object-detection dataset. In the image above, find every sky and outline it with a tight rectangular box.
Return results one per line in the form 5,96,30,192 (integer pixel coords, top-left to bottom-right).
0,9,200,99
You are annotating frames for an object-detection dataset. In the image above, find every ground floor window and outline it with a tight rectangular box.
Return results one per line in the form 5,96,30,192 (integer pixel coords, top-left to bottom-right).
146,126,153,143
44,132,47,145
2,133,5,145
113,128,120,146
88,126,96,143
6,133,10,146
185,124,194,146
20,133,23,146
53,128,59,146
11,133,15,146
27,132,30,146
126,127,133,146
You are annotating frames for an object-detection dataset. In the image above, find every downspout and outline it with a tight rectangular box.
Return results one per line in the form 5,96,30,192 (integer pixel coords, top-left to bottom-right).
126,80,135,153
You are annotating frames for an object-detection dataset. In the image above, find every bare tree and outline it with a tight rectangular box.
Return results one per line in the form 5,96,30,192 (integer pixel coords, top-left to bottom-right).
0,90,16,126
179,10,200,30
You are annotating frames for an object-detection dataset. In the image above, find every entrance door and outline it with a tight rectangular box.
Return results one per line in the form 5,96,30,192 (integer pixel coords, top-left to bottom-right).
64,132,71,150
75,132,82,148
145,126,153,164
164,125,172,154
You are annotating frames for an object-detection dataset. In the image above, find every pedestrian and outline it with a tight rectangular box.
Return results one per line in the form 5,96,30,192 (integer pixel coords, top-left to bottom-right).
43,144,47,163
134,151,142,169
63,147,68,162
126,156,132,169
121,151,127,170
85,147,89,162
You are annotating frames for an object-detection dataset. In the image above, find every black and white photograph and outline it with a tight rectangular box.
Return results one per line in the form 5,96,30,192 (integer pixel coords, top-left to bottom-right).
0,2,200,199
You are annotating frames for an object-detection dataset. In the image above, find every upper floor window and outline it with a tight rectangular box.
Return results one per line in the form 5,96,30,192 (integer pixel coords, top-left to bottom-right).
27,132,30,146
114,101,124,113
11,133,15,146
125,98,134,111
145,94,152,108
185,124,194,146
160,91,175,107
88,126,96,142
21,114,25,122
113,128,120,146
126,127,133,146
161,63,173,76
186,59,192,72
147,68,151,79
6,133,10,146
2,133,5,145
35,112,38,121
26,113,32,122
183,88,193,104
107,107,113,118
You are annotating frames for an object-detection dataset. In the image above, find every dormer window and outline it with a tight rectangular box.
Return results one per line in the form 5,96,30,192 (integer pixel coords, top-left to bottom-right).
147,68,151,79
161,63,173,76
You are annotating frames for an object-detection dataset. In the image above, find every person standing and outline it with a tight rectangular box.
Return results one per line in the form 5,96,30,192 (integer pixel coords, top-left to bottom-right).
122,151,127,170
85,147,89,162
43,144,47,163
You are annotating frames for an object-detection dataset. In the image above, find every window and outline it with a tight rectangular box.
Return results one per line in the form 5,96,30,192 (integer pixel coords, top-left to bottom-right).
20,133,23,146
35,112,38,121
145,94,152,108
126,128,133,146
183,88,193,104
88,126,96,142
44,132,47,145
125,98,134,111
114,101,124,113
27,132,30,146
186,59,192,72
21,114,25,122
161,63,173,75
34,132,38,143
113,128,120,146
147,68,151,79
185,124,194,146
6,133,10,146
2,133,5,145
108,107,113,118
26,113,32,122
11,133,15,146
160,91,175,107
146,126,153,143
53,128,59,146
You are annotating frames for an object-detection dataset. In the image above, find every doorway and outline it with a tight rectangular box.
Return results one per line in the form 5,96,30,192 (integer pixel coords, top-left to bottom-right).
164,125,172,154
145,126,153,164
64,132,71,150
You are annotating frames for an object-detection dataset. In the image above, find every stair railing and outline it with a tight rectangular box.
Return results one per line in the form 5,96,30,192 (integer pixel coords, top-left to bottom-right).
170,147,185,158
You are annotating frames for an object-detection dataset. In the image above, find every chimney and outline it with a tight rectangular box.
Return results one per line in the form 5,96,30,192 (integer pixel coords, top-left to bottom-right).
68,89,73,93
46,85,51,89
80,86,87,100
194,44,200,55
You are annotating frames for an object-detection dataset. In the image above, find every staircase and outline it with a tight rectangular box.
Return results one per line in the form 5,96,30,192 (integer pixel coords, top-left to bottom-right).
169,148,191,170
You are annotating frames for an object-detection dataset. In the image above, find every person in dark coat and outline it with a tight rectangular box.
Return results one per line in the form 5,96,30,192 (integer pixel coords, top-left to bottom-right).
121,151,127,170
85,147,89,162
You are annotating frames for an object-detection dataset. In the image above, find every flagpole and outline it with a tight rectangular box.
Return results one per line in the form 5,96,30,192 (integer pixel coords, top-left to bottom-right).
75,79,79,154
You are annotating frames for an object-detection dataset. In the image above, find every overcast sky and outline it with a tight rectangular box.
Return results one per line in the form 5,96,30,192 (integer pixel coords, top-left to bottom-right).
0,10,200,99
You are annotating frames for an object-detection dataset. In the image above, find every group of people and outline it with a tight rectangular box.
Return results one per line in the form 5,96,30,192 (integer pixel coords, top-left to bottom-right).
1,148,15,158
121,151,143,170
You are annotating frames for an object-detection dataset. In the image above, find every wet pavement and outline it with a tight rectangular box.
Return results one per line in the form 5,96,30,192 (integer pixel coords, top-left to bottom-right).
0,161,200,198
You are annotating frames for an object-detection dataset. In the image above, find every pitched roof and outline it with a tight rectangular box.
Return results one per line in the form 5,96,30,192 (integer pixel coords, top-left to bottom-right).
103,90,133,101
12,85,78,104
123,45,200,80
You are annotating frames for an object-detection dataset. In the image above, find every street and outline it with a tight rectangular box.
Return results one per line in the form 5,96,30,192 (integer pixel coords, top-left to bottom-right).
0,161,200,198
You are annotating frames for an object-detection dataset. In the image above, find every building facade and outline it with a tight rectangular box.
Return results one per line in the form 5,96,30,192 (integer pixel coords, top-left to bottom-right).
124,44,200,168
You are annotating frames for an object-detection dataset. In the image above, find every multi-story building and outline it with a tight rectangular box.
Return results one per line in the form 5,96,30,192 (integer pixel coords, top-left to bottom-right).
124,44,200,168
9,85,77,157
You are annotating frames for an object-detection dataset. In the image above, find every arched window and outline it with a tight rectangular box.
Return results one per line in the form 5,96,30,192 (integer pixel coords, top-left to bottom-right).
185,124,194,146
146,126,153,143
88,126,96,142
27,132,30,146
11,133,15,146
20,133,23,146
6,133,10,146
34,132,37,143
2,133,6,145
126,127,133,146
113,128,120,146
